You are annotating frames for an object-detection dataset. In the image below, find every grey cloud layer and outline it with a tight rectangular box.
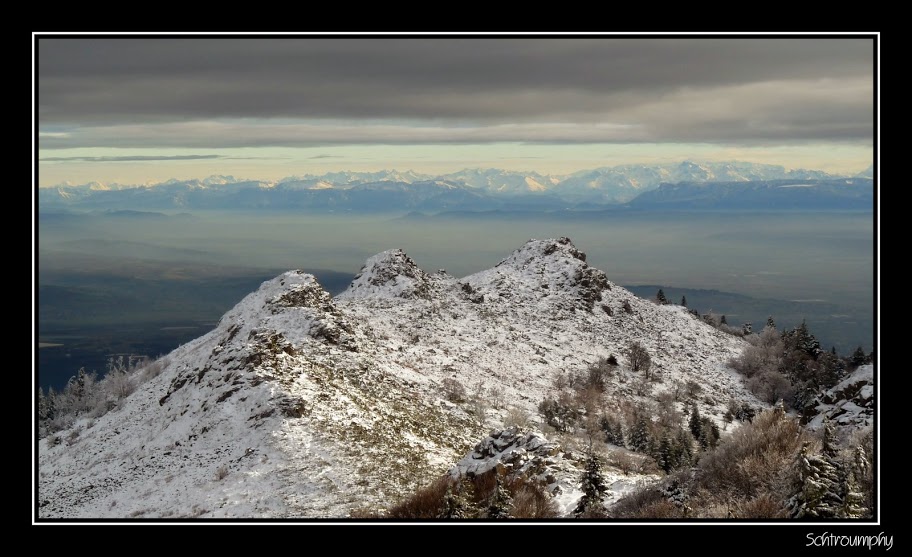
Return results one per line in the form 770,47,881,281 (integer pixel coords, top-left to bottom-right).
39,154,223,162
38,37,874,146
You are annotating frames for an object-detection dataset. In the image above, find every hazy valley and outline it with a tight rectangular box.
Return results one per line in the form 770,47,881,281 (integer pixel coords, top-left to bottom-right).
38,178,874,393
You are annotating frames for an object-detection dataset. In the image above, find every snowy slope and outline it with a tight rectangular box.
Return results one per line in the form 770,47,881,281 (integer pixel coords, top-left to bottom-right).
39,271,480,518
337,237,755,422
39,238,758,518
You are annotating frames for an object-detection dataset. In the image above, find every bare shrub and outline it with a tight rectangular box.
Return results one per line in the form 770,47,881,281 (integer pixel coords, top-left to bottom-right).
633,375,652,397
488,385,505,410
65,427,81,446
585,358,613,392
696,407,806,500
387,470,558,519
503,406,531,429
508,479,559,518
655,392,680,428
730,493,788,518
538,393,581,432
386,477,451,519
636,455,663,476
611,487,681,518
214,465,229,481
607,449,636,476
139,358,165,381
626,342,652,377
441,378,467,403
730,327,784,378
746,370,795,405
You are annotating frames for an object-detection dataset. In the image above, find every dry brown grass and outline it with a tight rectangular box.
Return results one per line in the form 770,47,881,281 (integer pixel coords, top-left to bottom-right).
386,476,450,519
384,470,559,519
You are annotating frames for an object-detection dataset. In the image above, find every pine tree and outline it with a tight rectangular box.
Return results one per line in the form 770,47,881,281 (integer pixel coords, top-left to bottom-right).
766,316,776,329
697,417,720,450
600,416,625,446
661,478,690,516
657,431,674,473
656,289,668,305
790,320,822,360
613,422,625,448
628,415,651,452
788,421,844,518
486,475,512,519
688,406,703,440
851,346,867,368
720,315,727,325
816,352,846,390
681,295,687,307
842,445,869,519
676,428,694,467
440,482,473,519
575,447,608,515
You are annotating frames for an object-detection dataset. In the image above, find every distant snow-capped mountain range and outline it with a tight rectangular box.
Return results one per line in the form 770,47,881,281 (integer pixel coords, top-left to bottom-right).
38,161,874,212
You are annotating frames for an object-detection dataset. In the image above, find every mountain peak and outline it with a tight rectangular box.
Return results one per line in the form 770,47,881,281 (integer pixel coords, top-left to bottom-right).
213,270,357,355
498,237,587,266
339,249,435,300
468,237,610,313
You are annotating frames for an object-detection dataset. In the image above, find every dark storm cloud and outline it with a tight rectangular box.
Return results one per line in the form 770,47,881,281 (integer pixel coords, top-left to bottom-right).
37,37,874,145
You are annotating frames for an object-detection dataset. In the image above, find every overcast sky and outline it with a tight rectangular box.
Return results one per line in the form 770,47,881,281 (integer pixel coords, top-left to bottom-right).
37,37,875,186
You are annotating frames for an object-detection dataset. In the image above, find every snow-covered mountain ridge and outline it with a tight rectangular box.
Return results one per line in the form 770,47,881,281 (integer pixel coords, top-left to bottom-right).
39,161,871,210
39,238,759,518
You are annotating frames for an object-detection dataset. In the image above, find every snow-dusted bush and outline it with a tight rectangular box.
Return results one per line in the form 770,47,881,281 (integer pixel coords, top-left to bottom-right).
441,378,467,403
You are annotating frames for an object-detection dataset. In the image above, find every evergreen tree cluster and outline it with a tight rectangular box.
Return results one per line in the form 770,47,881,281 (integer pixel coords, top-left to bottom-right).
688,405,721,450
788,420,871,519
611,406,873,519
731,319,861,412
611,406,704,474
599,415,625,447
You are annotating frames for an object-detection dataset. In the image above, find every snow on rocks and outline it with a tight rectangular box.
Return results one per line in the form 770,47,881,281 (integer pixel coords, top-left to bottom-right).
337,249,437,300
808,365,874,432
39,237,759,518
448,426,658,516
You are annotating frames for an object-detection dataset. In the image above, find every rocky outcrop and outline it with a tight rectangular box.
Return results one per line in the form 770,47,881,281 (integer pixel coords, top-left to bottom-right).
338,249,435,300
808,365,873,431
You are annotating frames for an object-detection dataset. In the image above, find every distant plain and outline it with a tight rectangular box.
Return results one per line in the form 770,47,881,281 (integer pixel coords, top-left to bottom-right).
37,210,874,390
